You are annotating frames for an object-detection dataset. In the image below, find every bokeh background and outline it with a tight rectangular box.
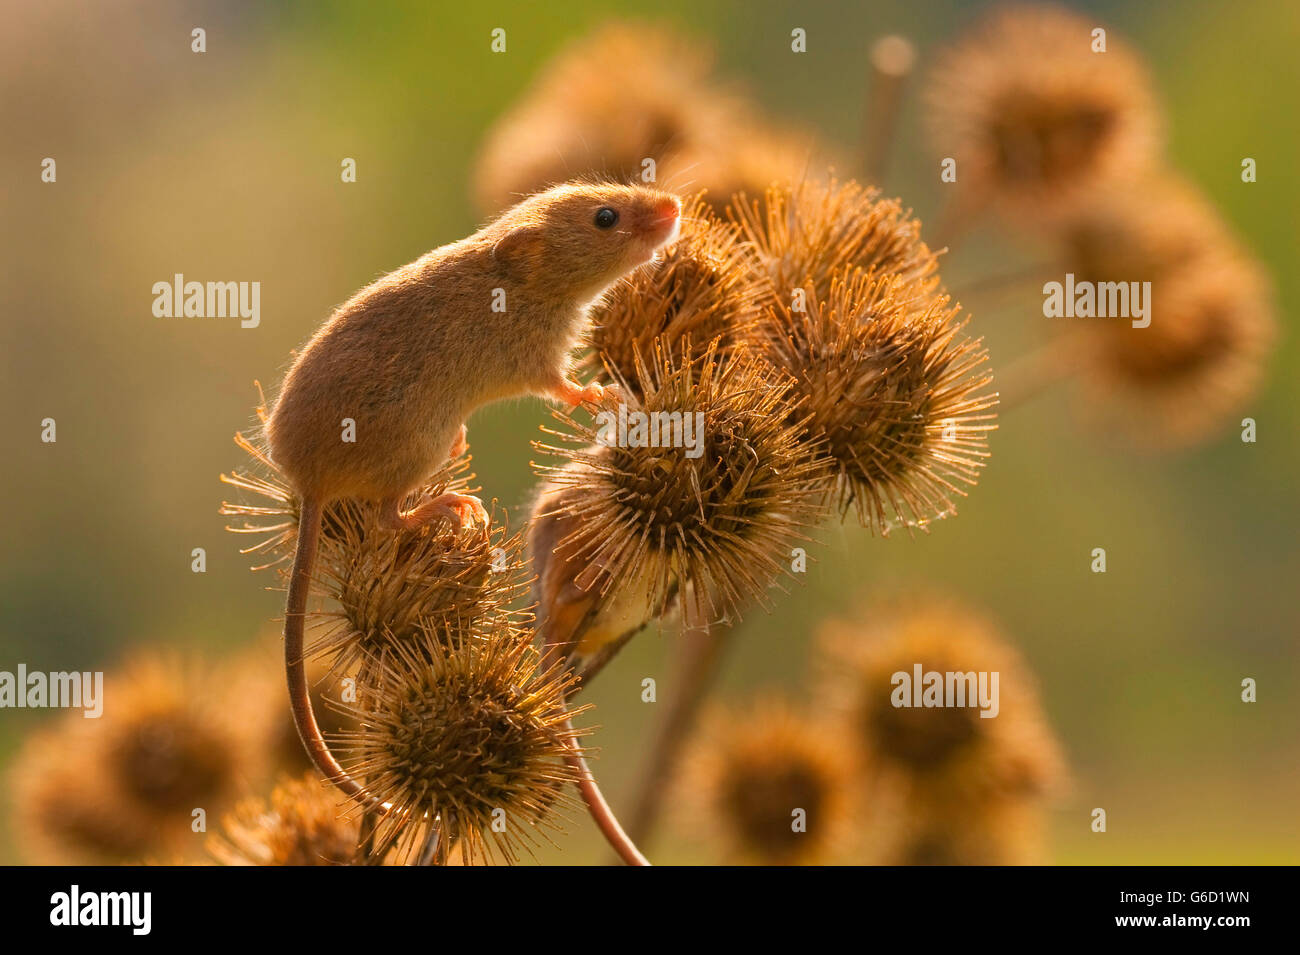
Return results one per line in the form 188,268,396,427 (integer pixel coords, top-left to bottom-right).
1,0,1296,864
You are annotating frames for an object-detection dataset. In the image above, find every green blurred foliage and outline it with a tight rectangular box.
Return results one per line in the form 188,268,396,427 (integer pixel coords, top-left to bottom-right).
1,0,1296,864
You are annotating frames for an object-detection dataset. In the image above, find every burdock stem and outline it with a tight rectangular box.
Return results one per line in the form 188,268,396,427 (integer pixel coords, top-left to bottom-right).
539,623,652,865
860,35,916,185
952,260,1062,302
997,330,1090,411
414,823,442,866
622,622,734,851
560,714,650,866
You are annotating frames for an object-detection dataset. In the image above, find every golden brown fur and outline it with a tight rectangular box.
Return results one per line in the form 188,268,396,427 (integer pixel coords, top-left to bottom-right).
265,181,681,798
267,182,682,504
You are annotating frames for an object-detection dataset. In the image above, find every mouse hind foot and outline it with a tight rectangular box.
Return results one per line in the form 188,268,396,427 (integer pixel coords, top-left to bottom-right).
380,491,488,532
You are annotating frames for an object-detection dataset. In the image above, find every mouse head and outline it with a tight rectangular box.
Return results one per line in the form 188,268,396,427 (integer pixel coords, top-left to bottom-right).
491,182,682,298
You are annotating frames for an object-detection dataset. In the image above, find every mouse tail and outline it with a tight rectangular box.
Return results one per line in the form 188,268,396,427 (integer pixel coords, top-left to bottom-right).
284,497,374,806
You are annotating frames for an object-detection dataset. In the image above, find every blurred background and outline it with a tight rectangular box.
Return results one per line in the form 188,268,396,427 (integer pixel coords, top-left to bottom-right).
1,0,1296,864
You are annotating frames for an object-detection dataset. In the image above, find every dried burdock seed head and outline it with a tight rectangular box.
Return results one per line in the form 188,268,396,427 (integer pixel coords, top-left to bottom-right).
881,794,1048,866
681,698,852,865
581,196,768,400
208,772,360,866
1079,249,1275,448
10,653,269,864
474,22,720,211
753,269,996,535
334,623,586,865
816,598,1065,808
11,728,157,865
925,2,1161,220
311,503,526,676
219,427,301,574
473,21,815,216
533,341,828,635
220,411,525,674
1056,175,1232,283
94,656,258,813
1047,176,1277,447
731,177,941,307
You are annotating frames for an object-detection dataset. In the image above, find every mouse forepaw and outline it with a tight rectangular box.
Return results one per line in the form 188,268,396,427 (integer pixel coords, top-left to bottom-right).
549,376,609,408
548,374,608,407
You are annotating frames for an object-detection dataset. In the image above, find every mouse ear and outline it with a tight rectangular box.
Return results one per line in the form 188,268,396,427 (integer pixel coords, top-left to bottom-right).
492,225,545,283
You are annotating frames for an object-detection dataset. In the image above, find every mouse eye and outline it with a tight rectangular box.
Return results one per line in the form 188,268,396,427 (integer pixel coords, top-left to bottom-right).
594,207,619,229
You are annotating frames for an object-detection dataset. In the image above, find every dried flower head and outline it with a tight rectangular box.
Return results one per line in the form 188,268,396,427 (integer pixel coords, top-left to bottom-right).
311,504,526,676
1057,176,1232,282
10,653,269,864
581,196,768,399
880,793,1048,866
752,269,996,534
731,177,941,306
681,698,852,865
816,599,1065,807
334,622,586,864
533,342,827,633
220,413,527,675
1051,177,1276,447
208,772,360,866
473,21,814,215
925,2,1161,219
1079,248,1275,447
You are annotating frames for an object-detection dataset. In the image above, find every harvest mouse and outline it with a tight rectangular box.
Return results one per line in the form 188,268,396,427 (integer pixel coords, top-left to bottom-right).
265,181,683,796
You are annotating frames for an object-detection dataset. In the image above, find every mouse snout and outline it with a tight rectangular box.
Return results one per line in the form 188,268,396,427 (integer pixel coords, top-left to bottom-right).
652,197,681,224
640,195,682,245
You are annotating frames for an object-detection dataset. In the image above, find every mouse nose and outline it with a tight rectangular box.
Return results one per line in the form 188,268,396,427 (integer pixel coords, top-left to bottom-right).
656,198,681,220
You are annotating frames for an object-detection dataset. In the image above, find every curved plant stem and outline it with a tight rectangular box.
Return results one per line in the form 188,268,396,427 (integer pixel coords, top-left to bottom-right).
356,810,381,865
928,189,985,255
623,623,735,850
414,823,442,866
560,714,650,866
952,260,1061,302
996,331,1089,412
860,35,915,186
533,581,673,865
539,626,650,864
